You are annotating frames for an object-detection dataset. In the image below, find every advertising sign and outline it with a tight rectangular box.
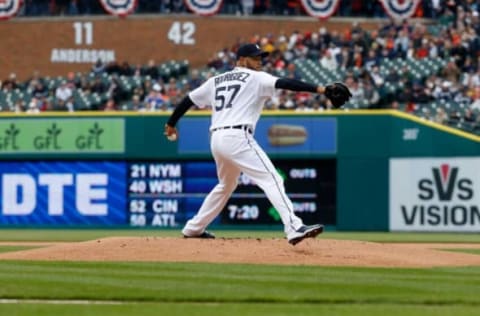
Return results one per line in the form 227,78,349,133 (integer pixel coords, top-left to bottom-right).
0,118,124,154
389,158,480,232
0,161,126,225
178,117,337,155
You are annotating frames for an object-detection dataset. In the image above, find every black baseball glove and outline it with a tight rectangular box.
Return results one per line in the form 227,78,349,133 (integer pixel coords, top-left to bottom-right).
325,82,352,108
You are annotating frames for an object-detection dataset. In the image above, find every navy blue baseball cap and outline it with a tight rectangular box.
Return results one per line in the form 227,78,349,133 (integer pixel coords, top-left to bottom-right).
236,43,269,59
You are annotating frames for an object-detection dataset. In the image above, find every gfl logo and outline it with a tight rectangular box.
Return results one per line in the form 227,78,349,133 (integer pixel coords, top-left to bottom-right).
0,124,20,150
418,164,473,201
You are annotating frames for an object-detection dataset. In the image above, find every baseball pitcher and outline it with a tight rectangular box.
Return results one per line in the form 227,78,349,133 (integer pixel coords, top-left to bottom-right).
164,43,351,245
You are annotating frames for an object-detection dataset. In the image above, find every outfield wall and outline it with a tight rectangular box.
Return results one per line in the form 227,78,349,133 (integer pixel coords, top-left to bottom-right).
0,110,478,231
0,15,383,80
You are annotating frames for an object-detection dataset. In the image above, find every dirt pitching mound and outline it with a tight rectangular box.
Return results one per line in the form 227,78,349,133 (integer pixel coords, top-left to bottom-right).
1,237,480,268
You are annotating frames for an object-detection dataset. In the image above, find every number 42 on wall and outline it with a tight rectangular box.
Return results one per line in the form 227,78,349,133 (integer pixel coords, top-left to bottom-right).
168,21,196,45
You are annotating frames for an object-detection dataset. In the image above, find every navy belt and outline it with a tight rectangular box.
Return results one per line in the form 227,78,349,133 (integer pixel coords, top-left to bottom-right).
212,125,252,134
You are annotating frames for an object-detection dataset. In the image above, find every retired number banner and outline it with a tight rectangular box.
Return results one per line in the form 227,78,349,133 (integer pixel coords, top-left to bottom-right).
0,0,22,20
99,0,138,17
184,0,223,16
300,0,341,19
378,0,421,20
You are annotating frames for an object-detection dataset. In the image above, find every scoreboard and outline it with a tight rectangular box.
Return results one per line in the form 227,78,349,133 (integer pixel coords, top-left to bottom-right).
127,160,336,228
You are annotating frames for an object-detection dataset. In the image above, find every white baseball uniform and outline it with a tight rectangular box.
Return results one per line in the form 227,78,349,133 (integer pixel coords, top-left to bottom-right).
181,66,305,238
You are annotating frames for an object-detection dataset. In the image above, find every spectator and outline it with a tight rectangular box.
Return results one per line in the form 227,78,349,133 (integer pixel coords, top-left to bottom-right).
471,86,480,110
132,64,143,79
90,76,107,94
55,81,73,102
143,59,159,80
442,60,462,83
284,63,301,80
138,78,153,100
428,0,444,18
347,77,365,105
24,0,50,16
311,98,324,111
434,81,455,100
26,99,40,114
13,100,25,113
304,32,323,59
165,77,180,99
207,51,227,70
223,0,242,15
77,74,92,92
27,70,46,89
295,100,313,112
464,108,476,122
412,82,432,103
188,69,202,90
119,62,133,76
91,59,106,75
103,98,117,111
364,49,379,71
66,72,78,89
31,80,49,99
394,30,409,56
454,86,472,104
106,75,126,104
320,50,338,71
105,61,121,75
130,94,144,111
416,38,430,59
2,73,19,91
405,101,418,113
166,0,184,13
143,83,168,111
275,34,289,53
242,0,254,15
370,65,385,87
469,67,480,86
337,46,352,70
276,91,296,109
138,97,157,112
364,80,380,108
53,98,74,112
390,100,401,110
52,0,71,15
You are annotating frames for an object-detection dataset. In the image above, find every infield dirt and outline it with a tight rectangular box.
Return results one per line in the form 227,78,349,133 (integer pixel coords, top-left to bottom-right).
0,237,480,268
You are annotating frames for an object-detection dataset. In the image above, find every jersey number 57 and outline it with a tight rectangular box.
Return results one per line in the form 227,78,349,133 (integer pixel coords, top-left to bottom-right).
214,84,241,111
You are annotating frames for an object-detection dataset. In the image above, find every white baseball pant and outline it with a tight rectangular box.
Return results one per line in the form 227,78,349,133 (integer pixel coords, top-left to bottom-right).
182,127,304,237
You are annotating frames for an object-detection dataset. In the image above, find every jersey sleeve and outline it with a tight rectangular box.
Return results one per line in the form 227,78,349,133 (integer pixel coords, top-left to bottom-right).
257,72,279,97
188,79,213,108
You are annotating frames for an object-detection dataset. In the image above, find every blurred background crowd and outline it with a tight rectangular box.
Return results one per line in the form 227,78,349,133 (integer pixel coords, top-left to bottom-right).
19,0,478,18
1,0,480,134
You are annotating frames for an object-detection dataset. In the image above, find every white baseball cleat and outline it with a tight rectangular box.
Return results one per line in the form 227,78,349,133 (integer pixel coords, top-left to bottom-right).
287,224,324,245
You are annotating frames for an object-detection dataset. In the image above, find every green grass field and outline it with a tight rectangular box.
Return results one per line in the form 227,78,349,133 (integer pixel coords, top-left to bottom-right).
0,230,479,316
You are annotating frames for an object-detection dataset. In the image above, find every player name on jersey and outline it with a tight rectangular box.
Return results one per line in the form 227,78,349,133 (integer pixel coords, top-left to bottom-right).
214,72,250,86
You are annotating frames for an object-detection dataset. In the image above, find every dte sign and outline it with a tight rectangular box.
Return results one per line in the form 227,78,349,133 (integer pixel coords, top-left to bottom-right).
2,173,108,216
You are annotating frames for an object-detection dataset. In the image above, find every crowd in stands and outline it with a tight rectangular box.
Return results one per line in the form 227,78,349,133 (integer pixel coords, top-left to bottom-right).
20,0,480,19
1,0,480,134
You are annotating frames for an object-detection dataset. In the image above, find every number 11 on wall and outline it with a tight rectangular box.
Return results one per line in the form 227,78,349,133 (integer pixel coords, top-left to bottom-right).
73,22,93,45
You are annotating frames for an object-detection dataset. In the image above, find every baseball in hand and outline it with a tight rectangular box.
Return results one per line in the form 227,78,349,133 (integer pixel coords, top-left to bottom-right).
167,134,177,141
